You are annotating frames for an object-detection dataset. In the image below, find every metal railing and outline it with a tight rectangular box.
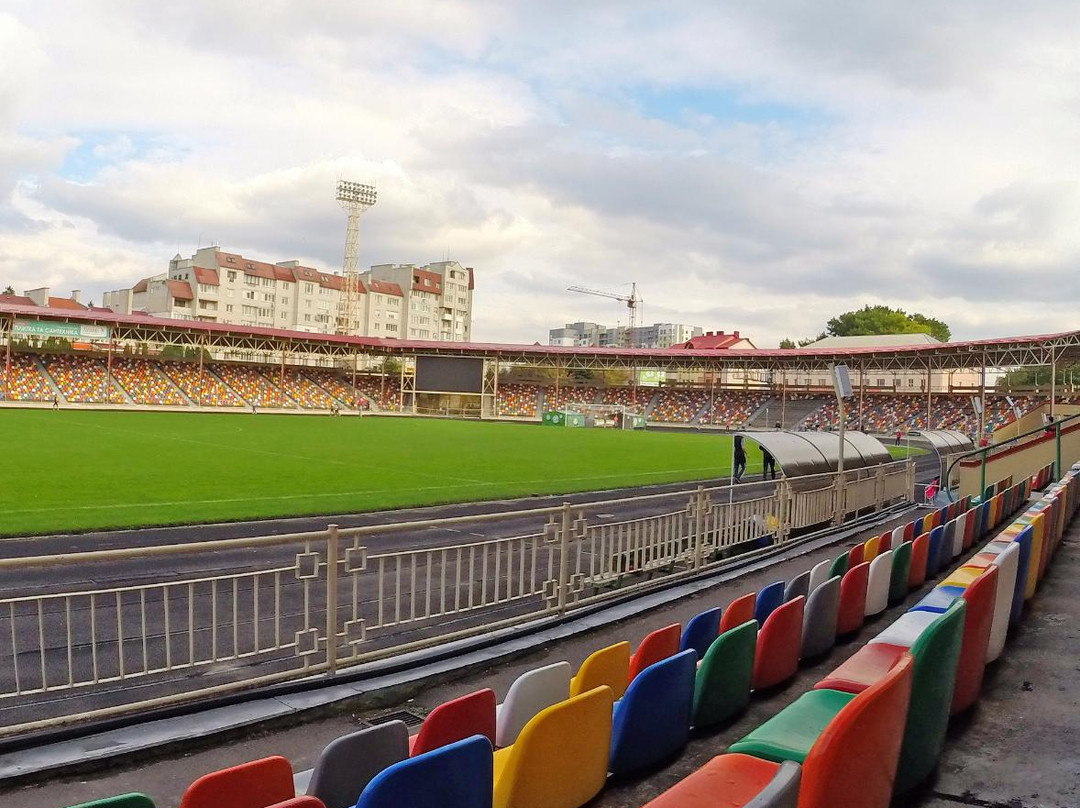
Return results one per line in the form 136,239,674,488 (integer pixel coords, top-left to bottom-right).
0,461,914,737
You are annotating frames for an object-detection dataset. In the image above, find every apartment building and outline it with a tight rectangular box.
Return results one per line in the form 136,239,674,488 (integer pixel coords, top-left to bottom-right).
103,247,474,341
549,321,705,349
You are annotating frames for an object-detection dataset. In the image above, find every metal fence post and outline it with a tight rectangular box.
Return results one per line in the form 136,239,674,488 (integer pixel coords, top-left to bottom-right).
692,486,705,568
558,503,572,614
875,465,886,509
833,471,845,527
776,478,791,543
1055,421,1062,479
326,524,340,675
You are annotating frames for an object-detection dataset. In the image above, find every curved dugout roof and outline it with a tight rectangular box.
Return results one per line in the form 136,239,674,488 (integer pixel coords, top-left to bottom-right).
737,430,894,477
909,430,974,452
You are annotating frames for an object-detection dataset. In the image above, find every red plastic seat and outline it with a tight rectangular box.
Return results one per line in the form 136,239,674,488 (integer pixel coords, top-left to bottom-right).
903,522,915,542
409,688,496,756
628,623,682,683
815,642,908,694
962,510,977,549
719,592,756,635
877,530,892,553
848,543,865,568
179,757,294,808
836,562,869,635
752,596,804,690
951,566,998,714
267,800,326,808
642,753,796,808
908,534,929,588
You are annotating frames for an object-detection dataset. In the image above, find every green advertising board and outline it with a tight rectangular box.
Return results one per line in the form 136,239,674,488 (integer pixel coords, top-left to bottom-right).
542,410,586,427
12,319,111,341
638,369,666,387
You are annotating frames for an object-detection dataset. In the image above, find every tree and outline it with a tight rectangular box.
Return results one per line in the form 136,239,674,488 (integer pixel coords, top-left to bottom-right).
779,338,796,349
779,334,825,349
2,285,14,296
824,305,951,342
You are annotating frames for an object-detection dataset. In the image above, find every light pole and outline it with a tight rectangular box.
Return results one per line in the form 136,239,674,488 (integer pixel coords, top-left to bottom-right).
831,363,853,526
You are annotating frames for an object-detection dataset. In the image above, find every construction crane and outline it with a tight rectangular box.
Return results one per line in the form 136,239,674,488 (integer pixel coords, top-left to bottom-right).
567,283,642,348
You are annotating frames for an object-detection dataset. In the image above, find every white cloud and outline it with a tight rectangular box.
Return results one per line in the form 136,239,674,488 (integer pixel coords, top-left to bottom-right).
2,1,1079,345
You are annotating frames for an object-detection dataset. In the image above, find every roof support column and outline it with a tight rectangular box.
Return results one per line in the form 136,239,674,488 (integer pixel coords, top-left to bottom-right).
1049,348,1057,418
858,361,866,431
926,363,933,428
3,316,12,401
979,352,987,440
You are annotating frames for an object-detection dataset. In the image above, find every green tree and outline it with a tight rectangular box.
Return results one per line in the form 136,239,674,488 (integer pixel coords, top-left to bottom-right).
825,305,951,342
779,338,796,349
2,285,14,296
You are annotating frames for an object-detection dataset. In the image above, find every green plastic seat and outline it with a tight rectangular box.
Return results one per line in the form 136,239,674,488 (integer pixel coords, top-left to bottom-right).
894,599,966,793
67,797,156,808
693,620,757,728
729,688,855,763
827,551,849,579
888,540,913,604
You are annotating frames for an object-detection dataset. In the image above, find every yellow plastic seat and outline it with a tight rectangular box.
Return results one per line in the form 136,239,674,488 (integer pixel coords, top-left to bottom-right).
940,566,984,589
569,642,631,699
863,536,880,562
493,685,614,808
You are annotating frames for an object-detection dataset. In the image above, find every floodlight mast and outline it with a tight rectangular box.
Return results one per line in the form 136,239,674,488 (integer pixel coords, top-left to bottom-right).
335,180,377,336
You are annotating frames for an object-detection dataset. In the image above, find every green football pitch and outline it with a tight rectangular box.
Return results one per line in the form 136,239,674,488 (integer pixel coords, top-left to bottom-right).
0,410,757,536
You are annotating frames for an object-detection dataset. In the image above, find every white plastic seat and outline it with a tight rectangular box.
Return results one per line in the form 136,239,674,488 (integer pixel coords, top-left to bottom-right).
495,660,571,747
864,550,892,617
891,524,907,548
868,609,940,649
949,515,965,558
984,541,1020,662
807,559,833,595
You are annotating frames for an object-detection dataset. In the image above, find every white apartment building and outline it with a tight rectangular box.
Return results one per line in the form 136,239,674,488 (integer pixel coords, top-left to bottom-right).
549,321,704,349
103,247,474,341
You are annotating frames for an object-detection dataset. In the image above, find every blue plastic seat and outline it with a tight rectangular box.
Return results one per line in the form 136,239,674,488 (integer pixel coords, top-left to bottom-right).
680,607,721,658
925,526,946,577
355,735,492,808
754,581,786,625
609,649,697,776
910,586,966,614
1008,526,1033,625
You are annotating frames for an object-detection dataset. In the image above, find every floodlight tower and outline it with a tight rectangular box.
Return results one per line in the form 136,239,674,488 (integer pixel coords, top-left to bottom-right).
335,180,377,335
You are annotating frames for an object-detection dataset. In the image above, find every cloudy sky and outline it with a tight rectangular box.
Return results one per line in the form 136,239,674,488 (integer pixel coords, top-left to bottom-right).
2,2,1079,346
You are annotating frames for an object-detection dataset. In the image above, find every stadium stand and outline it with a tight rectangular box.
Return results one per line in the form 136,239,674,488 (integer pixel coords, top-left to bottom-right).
543,386,599,411
703,391,769,428
269,370,340,410
42,353,125,403
161,362,246,407
1,352,52,401
353,376,400,411
111,358,188,406
650,389,709,423
73,460,1075,808
215,364,296,408
496,383,540,417
302,369,369,410
599,386,645,409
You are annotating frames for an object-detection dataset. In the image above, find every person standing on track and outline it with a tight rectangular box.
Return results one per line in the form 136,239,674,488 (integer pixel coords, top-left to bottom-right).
762,444,777,480
733,435,747,482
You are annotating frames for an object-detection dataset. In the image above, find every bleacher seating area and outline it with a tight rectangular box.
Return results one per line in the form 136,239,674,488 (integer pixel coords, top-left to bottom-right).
111,359,188,406
76,462,1077,808
162,362,246,407
353,376,400,411
650,389,708,422
703,391,768,428
41,354,125,403
303,370,370,410
270,370,340,410
600,386,645,408
543,386,599,411
1,353,52,401
496,384,540,417
215,364,294,408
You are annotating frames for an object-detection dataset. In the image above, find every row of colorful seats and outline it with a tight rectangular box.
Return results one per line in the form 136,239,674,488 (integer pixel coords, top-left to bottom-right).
703,391,768,428
0,353,52,400
304,370,370,409
352,375,399,411
161,363,246,407
496,384,540,417
42,353,125,403
644,461,1073,807
214,364,295,408
111,359,188,406
542,386,599,411
600,386,645,408
270,371,340,409
650,389,709,422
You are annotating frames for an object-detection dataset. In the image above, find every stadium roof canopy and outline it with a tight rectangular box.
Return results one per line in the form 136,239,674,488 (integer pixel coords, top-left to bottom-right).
909,430,975,452
2,301,1080,373
737,430,893,477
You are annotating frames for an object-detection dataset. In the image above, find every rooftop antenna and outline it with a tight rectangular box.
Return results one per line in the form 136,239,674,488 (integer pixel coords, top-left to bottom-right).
334,179,377,335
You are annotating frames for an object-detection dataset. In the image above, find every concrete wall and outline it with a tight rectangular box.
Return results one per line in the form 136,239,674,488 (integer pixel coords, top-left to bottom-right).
960,419,1080,498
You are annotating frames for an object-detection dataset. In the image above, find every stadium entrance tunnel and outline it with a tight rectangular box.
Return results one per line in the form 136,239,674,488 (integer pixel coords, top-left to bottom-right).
736,430,894,477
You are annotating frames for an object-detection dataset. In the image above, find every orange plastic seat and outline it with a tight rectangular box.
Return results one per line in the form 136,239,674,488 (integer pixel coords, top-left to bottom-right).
642,753,799,808
752,596,804,690
628,624,682,683
179,756,294,808
719,592,757,635
951,565,998,714
815,642,908,694
836,562,869,635
908,534,929,588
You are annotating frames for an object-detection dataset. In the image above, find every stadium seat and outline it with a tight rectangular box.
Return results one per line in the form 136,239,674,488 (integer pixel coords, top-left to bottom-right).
868,609,940,649
980,541,1021,662
864,550,892,617
67,797,156,808
570,641,631,699
814,642,909,695
912,515,926,538
693,620,757,728
910,585,965,614
908,534,929,588
730,654,913,808
410,689,497,756
950,566,998,714
641,754,801,808
863,535,880,561
783,570,810,604
801,575,840,659
846,543,864,568
827,551,848,579
962,509,977,549
877,530,892,553
267,800,326,808
1007,525,1035,624
888,540,913,604
495,662,572,747
179,756,294,808
946,518,963,560
609,650,697,776
305,722,410,808
925,526,946,577
754,581,786,625
680,608,722,658
836,562,869,635
890,525,906,550
492,686,613,808
939,566,984,589
1025,513,1047,597
628,623,682,683
718,592,756,635
903,521,915,542
356,735,492,808
806,559,833,595
752,596,804,690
